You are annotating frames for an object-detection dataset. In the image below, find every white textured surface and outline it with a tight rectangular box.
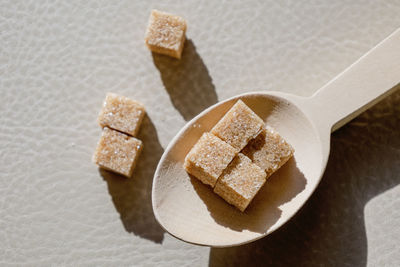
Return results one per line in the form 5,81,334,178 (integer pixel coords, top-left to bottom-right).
0,0,399,266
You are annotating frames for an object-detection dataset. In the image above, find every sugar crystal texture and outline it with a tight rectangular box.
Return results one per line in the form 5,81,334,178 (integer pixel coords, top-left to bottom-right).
214,153,266,212
93,127,143,178
242,126,294,178
144,10,187,59
211,100,264,152
184,132,236,187
98,93,145,137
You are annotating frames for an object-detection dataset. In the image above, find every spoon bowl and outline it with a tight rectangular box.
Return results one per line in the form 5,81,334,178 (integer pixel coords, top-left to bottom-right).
152,28,400,247
153,92,328,247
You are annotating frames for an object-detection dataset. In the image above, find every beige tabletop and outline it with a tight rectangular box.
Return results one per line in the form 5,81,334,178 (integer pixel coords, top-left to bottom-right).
1,0,399,266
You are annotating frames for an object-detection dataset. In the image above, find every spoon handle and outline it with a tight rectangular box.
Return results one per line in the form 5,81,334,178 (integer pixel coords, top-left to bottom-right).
308,28,400,132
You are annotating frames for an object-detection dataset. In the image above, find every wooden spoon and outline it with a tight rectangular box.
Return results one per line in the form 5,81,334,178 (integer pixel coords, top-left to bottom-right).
152,28,400,247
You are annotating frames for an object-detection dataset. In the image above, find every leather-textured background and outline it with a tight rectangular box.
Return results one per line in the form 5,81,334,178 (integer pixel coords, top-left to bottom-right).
1,0,399,266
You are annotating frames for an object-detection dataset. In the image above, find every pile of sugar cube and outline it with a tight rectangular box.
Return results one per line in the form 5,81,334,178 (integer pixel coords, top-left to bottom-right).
93,93,146,178
184,100,294,211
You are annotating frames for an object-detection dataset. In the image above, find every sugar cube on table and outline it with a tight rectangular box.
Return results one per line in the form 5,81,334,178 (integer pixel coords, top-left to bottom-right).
211,100,264,152
144,9,187,59
214,153,267,212
93,127,143,178
242,126,294,178
98,93,145,137
184,132,237,187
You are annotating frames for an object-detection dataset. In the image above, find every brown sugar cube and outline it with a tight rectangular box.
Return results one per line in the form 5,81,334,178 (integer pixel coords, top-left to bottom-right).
144,10,187,59
211,100,264,152
214,153,266,212
184,132,236,187
242,126,294,178
93,127,143,178
98,93,145,137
